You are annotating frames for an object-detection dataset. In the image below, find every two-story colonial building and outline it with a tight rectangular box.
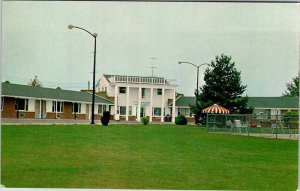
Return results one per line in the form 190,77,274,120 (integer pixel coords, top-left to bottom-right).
98,74,177,122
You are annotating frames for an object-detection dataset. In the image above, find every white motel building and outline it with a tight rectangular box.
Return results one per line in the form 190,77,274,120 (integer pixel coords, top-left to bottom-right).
98,74,177,122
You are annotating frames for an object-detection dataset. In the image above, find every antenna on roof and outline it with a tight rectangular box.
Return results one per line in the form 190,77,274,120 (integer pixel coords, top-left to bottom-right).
150,57,157,77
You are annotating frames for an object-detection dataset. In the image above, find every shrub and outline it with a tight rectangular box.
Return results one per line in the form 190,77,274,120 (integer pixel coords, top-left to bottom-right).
142,117,149,125
175,115,187,125
283,112,298,127
101,111,110,126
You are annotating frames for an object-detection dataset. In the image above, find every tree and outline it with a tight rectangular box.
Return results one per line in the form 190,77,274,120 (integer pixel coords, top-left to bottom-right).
28,75,42,87
282,76,299,97
192,54,252,122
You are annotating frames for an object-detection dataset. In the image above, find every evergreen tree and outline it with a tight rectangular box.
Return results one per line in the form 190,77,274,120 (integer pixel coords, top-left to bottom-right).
192,54,252,121
282,76,299,97
28,75,42,87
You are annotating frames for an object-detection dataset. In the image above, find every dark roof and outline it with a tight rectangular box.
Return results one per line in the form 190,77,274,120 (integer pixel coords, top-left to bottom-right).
1,82,113,104
173,96,299,109
247,97,298,109
174,96,196,107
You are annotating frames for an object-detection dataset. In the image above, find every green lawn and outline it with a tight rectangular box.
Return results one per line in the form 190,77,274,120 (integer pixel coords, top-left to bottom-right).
1,124,298,190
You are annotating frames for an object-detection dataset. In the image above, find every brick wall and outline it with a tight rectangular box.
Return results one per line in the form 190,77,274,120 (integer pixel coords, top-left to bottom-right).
2,97,17,118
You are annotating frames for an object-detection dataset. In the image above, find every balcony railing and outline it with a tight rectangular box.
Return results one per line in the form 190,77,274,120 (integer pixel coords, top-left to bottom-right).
110,76,167,85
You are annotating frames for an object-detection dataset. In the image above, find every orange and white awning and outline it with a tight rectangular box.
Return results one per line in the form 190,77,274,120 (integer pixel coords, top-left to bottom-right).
202,104,230,114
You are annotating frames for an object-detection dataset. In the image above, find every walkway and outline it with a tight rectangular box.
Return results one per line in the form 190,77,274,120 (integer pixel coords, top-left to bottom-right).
1,118,173,125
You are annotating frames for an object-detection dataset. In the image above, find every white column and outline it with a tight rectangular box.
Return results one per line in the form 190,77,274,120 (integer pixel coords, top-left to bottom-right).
55,100,57,118
161,87,165,122
137,87,141,121
172,88,176,123
126,86,130,121
114,85,118,120
150,87,153,122
40,99,42,119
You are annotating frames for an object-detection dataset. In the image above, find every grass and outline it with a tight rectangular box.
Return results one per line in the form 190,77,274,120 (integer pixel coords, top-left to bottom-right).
1,124,298,190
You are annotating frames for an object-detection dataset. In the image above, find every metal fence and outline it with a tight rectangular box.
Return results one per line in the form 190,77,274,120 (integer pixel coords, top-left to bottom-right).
206,114,299,138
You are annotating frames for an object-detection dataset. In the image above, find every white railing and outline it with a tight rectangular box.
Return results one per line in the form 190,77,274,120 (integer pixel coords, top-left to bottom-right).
111,76,166,84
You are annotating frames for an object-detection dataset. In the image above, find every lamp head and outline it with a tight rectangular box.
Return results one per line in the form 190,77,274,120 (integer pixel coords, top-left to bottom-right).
68,25,74,29
178,61,182,65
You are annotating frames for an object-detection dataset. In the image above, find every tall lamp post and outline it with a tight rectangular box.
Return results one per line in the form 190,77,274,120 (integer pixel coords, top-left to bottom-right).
68,24,97,125
178,61,210,123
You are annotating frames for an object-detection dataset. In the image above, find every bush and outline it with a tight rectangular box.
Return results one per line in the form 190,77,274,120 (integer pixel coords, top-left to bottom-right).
142,117,149,125
283,112,298,127
175,115,187,125
101,111,110,126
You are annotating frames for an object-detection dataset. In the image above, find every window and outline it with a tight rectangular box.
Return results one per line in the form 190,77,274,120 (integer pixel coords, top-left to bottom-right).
52,101,64,112
178,108,191,117
98,105,108,114
142,88,146,98
72,103,81,113
15,98,28,111
120,106,126,115
119,87,126,94
157,89,162,95
98,104,103,114
153,107,161,116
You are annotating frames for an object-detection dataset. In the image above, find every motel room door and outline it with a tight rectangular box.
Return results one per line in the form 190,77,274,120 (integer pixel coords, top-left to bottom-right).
86,104,90,120
35,100,47,119
35,100,40,118
41,100,46,118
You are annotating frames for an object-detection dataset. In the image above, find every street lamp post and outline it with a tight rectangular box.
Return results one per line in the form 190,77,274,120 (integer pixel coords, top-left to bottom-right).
178,61,210,123
68,24,98,125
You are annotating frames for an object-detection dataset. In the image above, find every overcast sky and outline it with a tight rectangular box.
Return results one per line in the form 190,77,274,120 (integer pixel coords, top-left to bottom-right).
2,1,299,96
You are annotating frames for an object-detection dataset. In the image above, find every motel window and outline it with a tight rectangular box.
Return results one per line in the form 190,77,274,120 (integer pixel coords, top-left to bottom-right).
178,108,191,117
98,104,103,114
15,98,28,111
52,101,64,112
98,105,108,114
120,106,126,115
157,89,162,95
153,107,161,116
119,87,126,94
72,103,81,113
142,88,146,98
103,105,107,112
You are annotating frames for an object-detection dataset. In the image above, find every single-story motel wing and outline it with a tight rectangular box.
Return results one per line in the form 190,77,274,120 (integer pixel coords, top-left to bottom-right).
1,82,114,120
1,74,299,122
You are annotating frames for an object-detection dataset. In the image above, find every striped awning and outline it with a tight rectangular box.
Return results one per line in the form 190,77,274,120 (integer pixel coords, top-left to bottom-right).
202,104,230,114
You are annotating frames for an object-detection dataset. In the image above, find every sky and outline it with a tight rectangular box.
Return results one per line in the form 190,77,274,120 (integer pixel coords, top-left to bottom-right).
2,1,299,97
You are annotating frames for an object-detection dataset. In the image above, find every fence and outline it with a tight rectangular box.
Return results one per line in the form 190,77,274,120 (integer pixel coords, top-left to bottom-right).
206,114,299,138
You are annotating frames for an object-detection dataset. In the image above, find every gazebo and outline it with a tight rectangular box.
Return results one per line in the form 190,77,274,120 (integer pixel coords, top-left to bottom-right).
202,104,230,114
202,104,230,130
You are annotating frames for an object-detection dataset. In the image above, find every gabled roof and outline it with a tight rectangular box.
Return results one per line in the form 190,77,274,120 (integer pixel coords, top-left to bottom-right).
1,82,113,105
247,97,298,109
174,96,196,107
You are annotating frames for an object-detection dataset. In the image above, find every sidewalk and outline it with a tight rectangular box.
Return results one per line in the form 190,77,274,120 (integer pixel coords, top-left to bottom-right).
1,118,175,125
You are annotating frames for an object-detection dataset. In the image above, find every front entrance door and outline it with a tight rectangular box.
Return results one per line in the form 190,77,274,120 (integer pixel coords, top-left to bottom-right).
140,107,146,117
